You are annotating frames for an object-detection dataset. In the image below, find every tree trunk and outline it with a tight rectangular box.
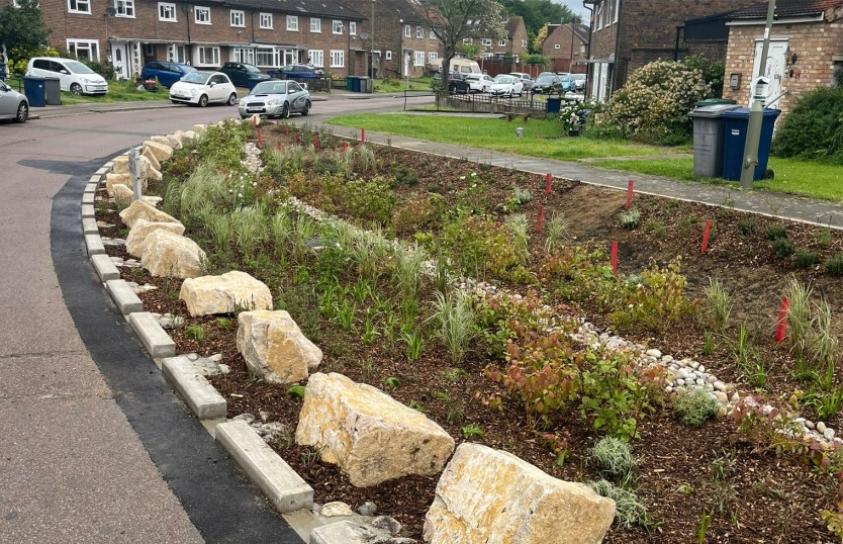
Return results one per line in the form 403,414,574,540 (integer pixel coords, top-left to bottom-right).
438,47,455,101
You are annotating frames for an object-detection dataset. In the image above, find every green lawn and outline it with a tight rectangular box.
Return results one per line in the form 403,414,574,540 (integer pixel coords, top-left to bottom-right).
373,77,433,93
328,113,678,161
60,79,170,104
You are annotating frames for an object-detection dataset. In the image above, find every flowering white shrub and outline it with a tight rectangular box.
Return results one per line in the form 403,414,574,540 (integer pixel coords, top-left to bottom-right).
597,60,710,143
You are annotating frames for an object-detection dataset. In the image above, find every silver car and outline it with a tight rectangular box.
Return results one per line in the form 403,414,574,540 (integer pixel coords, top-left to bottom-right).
238,79,311,119
0,80,29,123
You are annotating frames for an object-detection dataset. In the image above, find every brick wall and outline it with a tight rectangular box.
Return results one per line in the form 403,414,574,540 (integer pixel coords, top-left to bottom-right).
542,24,588,72
722,21,843,117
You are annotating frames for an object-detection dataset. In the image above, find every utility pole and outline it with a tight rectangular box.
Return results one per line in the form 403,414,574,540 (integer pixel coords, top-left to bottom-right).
739,0,776,188
371,0,376,79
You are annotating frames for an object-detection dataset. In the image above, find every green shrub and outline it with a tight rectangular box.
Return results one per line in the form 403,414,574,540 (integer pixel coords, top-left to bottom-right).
738,217,756,236
773,87,843,164
772,237,794,258
673,388,719,427
185,324,206,341
703,278,731,330
591,437,634,479
765,225,787,240
610,258,692,334
544,212,569,255
795,249,820,269
431,290,477,364
619,207,641,230
588,480,650,529
345,177,396,225
439,214,530,281
826,254,843,276
391,193,447,235
682,54,724,98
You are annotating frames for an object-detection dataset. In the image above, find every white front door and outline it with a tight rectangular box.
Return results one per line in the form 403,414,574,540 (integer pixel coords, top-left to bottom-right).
751,39,788,105
404,52,409,76
112,42,129,79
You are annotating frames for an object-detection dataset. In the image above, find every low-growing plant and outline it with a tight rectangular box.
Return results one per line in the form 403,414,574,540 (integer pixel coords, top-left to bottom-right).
826,254,843,276
215,317,233,329
619,207,641,230
505,213,530,262
704,278,731,330
816,228,834,249
765,225,787,241
738,217,756,236
703,331,715,355
734,325,766,389
795,249,820,269
544,212,569,255
184,324,206,342
709,450,737,481
807,387,843,421
392,245,426,299
383,376,400,389
402,329,424,362
287,384,306,399
610,258,692,334
460,423,485,439
772,237,795,258
431,290,477,365
345,177,397,225
588,480,650,529
439,213,530,282
392,164,419,186
391,193,447,235
673,388,719,427
785,278,813,357
591,436,634,479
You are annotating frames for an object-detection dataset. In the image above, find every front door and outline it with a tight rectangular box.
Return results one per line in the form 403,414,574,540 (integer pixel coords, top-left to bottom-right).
112,42,129,80
751,39,788,105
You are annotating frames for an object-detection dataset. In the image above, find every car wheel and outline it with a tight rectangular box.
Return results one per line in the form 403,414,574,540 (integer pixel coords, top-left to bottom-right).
198,94,209,108
170,99,179,104
227,93,237,106
301,100,311,116
281,102,290,119
70,83,83,95
15,102,28,123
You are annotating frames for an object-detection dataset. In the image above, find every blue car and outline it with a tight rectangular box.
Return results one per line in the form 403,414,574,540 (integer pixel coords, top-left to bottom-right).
220,62,271,89
140,61,194,88
267,65,324,80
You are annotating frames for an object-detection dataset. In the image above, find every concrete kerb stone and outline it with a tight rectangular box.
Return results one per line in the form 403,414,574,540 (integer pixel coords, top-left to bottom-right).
81,204,95,218
85,234,105,256
105,279,143,314
84,182,98,194
215,419,314,514
82,217,99,235
90,253,121,281
128,312,176,358
82,191,95,205
162,355,228,419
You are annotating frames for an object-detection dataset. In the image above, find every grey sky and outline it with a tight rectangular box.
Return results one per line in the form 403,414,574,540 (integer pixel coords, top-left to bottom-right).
559,0,590,20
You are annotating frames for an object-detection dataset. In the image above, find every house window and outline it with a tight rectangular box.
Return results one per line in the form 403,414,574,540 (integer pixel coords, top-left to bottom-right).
498,39,506,46
194,6,211,24
554,43,560,50
67,39,99,61
158,2,176,22
332,20,343,34
286,15,298,31
404,25,411,38
196,45,220,66
428,51,437,62
255,47,278,67
230,9,244,27
462,38,472,44
308,49,324,67
413,51,424,66
329,49,344,67
232,47,255,64
385,50,392,60
310,17,321,32
259,13,273,29
521,39,527,48
429,29,436,39
115,0,134,17
349,21,356,35
167,44,188,63
67,0,90,14
416,26,423,38
481,38,491,47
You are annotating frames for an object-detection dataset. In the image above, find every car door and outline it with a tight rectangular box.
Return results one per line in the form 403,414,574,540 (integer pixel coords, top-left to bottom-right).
207,74,225,102
51,60,74,90
219,74,235,100
287,82,307,111
0,81,16,118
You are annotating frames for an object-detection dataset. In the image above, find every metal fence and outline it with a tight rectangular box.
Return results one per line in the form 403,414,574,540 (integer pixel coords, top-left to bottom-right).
444,92,551,116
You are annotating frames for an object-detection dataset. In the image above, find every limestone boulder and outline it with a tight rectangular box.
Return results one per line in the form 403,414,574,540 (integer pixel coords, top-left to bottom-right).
120,200,179,228
144,140,174,163
126,218,186,257
138,155,163,183
164,133,182,149
295,372,455,488
112,155,130,174
140,230,206,278
106,172,148,197
236,310,321,384
192,123,207,135
141,146,161,171
179,271,272,317
423,443,615,544
112,184,135,209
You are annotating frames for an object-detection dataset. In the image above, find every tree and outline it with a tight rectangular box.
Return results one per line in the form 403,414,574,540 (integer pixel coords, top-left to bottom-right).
422,0,505,95
499,0,580,53
0,0,49,66
457,41,482,60
532,24,549,53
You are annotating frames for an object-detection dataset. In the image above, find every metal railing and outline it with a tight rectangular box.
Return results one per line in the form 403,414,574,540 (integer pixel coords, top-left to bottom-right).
445,92,550,115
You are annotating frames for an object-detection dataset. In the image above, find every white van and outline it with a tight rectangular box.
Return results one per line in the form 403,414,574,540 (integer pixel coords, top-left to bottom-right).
26,57,109,95
440,56,481,76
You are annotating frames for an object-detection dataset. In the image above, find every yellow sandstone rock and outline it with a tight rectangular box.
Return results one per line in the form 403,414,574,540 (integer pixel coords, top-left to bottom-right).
112,184,134,210
140,229,206,278
295,372,455,487
125,218,185,257
179,271,273,317
423,443,616,544
236,310,321,384
144,140,174,163
119,200,179,228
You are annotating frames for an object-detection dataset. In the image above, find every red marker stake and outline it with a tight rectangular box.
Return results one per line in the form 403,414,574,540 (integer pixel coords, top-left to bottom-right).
535,205,545,235
284,124,289,136
295,132,301,145
610,241,619,274
361,127,366,145
341,141,350,153
626,180,635,209
255,125,264,149
545,173,552,195
775,297,790,343
700,219,713,254
313,134,320,150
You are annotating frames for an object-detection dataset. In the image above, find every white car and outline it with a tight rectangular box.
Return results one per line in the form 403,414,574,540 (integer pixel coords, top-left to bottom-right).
169,71,237,107
489,75,523,97
464,74,495,93
26,57,108,95
0,80,28,122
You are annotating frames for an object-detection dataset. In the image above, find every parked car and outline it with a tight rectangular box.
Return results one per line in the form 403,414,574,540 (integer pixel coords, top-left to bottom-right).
268,65,324,79
509,72,534,91
464,73,495,93
489,74,523,97
238,79,311,119
26,57,108,95
571,73,586,92
169,71,237,107
140,61,194,88
447,75,471,94
220,62,271,89
0,80,28,122
532,73,567,94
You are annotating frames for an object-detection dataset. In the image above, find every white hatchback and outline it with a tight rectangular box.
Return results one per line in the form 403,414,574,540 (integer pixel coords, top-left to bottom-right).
26,57,109,95
169,71,237,107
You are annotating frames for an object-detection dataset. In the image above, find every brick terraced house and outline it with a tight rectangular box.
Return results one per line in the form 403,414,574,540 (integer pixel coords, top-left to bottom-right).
31,0,367,78
583,0,762,101
463,15,528,62
722,0,843,117
541,22,589,73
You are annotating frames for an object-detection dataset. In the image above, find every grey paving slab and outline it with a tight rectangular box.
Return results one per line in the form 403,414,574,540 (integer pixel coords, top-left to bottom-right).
0,352,111,400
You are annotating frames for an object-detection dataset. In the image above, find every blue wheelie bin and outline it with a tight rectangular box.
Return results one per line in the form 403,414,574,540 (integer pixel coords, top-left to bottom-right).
546,97,562,113
23,75,47,107
721,107,781,181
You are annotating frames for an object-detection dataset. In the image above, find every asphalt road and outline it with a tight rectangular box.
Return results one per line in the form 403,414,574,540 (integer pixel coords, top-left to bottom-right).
0,93,427,543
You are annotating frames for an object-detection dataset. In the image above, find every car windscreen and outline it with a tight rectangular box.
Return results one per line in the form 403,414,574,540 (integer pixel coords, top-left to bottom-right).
65,61,96,75
252,81,288,95
494,75,514,83
181,71,211,84
535,75,557,84
243,64,261,73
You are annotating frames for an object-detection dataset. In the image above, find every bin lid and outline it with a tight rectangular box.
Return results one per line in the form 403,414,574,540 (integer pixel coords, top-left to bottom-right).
23,75,46,81
695,98,737,107
689,104,740,118
720,107,781,119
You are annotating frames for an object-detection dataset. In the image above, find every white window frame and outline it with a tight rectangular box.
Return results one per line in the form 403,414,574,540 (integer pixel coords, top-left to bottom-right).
404,25,411,38
229,9,244,27
286,15,298,31
114,0,134,18
614,0,620,23
554,43,561,50
255,47,278,67
308,49,324,67
462,38,472,44
481,38,492,47
232,46,255,64
67,0,90,15
385,50,392,60
498,39,506,46
194,6,211,25
168,44,188,63
349,21,357,35
66,39,100,61
158,2,177,22
427,51,437,63
416,25,423,38
329,49,344,68
310,17,321,32
429,29,436,39
195,45,220,67
332,20,343,34
260,13,273,29
413,51,424,66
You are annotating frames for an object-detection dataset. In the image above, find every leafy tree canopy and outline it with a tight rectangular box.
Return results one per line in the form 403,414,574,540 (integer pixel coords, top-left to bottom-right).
0,0,49,56
499,0,580,52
